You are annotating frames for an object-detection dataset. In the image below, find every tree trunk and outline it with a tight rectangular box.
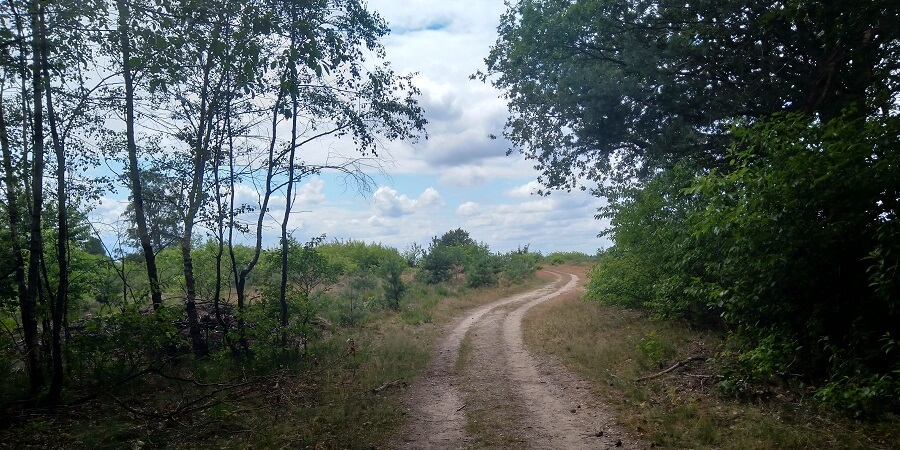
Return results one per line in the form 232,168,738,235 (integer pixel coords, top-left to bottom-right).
117,0,163,311
180,47,219,358
181,237,207,356
39,1,68,404
212,118,231,350
226,119,249,357
279,77,299,348
0,83,43,396
233,89,284,356
25,0,47,398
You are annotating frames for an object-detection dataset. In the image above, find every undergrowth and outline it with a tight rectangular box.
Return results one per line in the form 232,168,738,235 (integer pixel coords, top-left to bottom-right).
0,276,546,449
522,292,900,449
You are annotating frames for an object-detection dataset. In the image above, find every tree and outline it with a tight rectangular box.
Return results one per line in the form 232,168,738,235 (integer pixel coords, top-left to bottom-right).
0,66,42,395
122,167,183,251
378,255,407,310
418,229,480,284
115,0,165,312
226,0,425,354
686,113,900,414
482,0,900,195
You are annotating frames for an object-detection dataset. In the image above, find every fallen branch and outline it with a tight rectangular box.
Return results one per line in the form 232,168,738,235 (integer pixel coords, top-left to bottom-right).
371,379,406,394
635,356,706,382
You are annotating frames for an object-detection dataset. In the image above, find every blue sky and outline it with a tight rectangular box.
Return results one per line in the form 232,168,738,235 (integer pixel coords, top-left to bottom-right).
91,0,610,255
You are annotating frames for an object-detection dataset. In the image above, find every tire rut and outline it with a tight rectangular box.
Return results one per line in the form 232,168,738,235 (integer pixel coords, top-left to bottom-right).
393,270,643,449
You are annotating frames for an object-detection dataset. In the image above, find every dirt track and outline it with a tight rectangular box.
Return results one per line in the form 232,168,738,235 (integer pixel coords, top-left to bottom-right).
393,269,643,449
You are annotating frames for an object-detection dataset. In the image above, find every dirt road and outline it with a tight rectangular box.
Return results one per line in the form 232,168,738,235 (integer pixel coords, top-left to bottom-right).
393,269,643,449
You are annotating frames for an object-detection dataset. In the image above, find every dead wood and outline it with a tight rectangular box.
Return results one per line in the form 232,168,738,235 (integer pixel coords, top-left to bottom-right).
371,379,406,394
635,356,707,382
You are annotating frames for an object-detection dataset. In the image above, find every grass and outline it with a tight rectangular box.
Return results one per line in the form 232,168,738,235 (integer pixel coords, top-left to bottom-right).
522,289,900,449
0,275,549,449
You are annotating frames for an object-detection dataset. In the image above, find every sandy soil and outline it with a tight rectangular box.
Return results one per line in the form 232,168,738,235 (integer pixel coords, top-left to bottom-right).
392,269,646,449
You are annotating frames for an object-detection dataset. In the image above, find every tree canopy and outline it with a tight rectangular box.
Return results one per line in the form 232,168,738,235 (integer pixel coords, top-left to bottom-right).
483,0,899,195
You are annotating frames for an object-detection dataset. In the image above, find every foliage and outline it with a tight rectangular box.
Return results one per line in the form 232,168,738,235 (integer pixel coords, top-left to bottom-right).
401,242,424,267
589,112,900,415
688,113,900,414
587,164,719,324
339,269,378,326
267,236,341,297
544,251,594,265
417,229,480,284
465,252,500,288
0,0,427,405
378,256,407,311
121,166,183,251
68,305,183,385
502,246,541,284
637,331,674,368
416,229,541,288
318,239,406,275
482,0,899,195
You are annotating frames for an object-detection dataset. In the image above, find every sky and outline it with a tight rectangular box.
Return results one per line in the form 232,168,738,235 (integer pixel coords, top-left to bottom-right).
92,0,611,255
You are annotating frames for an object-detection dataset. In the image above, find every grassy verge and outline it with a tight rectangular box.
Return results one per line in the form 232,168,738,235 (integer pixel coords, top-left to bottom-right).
0,276,548,449
522,290,900,449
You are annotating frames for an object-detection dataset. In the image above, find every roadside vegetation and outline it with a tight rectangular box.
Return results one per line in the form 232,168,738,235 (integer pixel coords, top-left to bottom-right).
524,291,900,449
0,228,554,448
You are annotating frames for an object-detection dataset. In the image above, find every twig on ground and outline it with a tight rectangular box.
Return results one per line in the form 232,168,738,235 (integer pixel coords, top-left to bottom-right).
635,356,706,382
371,379,406,394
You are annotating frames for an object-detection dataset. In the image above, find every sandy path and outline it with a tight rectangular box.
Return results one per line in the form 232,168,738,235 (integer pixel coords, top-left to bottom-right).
393,269,643,449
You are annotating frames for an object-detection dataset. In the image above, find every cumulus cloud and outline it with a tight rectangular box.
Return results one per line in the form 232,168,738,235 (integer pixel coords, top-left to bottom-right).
456,201,480,216
367,215,387,228
373,186,444,217
438,166,490,188
417,187,443,207
297,177,326,205
415,78,464,123
506,180,543,198
423,128,508,167
92,196,129,220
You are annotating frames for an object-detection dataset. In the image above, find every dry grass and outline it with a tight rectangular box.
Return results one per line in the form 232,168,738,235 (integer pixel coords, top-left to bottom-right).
522,289,900,449
0,275,550,449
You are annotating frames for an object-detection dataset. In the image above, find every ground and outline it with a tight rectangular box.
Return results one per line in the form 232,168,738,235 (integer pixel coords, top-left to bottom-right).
391,267,645,449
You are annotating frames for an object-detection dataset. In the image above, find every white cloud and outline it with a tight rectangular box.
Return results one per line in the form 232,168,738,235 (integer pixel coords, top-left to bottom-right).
438,166,490,188
92,196,129,220
367,215,387,227
297,177,326,205
417,187,443,207
372,186,444,217
506,180,543,198
456,201,480,216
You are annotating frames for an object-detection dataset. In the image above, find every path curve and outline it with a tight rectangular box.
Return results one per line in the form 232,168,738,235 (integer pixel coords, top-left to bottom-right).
393,269,644,449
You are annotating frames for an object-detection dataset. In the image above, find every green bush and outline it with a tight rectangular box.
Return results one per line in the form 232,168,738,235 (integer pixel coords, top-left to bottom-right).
544,251,593,265
466,253,500,288
379,256,407,310
590,112,900,415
